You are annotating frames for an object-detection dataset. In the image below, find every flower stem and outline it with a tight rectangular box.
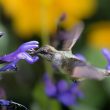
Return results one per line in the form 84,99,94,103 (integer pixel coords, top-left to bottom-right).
40,0,52,74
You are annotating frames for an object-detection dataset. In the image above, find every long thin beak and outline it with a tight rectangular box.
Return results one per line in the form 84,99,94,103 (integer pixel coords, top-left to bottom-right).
34,48,48,55
28,48,41,55
34,48,43,55
35,48,42,54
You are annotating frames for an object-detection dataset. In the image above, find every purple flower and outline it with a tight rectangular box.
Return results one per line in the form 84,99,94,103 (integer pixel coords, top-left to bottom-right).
70,82,84,99
43,73,83,106
43,74,56,97
57,81,83,106
0,99,28,110
44,81,57,97
0,60,18,72
58,91,76,106
102,48,110,70
0,41,39,72
0,99,10,106
0,41,39,63
57,80,68,93
75,54,86,62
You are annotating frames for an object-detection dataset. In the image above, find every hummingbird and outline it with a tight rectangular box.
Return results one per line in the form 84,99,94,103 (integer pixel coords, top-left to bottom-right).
33,22,110,81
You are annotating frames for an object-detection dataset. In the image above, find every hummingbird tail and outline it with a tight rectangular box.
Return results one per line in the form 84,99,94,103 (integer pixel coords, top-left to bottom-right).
104,70,110,77
99,69,110,80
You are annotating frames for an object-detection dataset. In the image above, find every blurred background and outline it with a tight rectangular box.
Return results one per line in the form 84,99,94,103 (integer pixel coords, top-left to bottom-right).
0,0,110,110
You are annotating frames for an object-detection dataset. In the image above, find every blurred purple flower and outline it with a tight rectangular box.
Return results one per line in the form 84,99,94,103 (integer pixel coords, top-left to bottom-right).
0,60,18,72
0,99,10,106
75,54,86,62
58,91,76,106
0,99,28,110
102,48,110,70
70,82,84,99
43,74,57,97
43,73,83,106
0,41,39,63
57,80,68,93
0,41,39,72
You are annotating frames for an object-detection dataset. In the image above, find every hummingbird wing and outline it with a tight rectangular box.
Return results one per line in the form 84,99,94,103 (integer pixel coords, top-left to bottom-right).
62,22,84,51
66,58,109,80
50,22,84,51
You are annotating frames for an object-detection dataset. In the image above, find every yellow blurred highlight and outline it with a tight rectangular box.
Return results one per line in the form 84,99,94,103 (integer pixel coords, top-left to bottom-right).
87,22,110,48
0,0,97,38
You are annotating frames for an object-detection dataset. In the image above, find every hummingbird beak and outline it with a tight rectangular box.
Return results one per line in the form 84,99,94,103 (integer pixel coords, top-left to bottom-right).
35,48,43,55
28,47,46,56
33,48,47,56
27,48,41,55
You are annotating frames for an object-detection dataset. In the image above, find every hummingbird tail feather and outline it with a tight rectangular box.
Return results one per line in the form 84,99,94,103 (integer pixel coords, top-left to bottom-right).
99,69,110,80
104,70,110,77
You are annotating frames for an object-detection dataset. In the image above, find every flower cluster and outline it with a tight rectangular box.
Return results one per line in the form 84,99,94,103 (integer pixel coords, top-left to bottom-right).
43,73,83,106
0,40,39,72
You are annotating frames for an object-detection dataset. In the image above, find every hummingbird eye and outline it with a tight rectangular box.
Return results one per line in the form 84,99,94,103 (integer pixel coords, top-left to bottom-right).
40,50,48,55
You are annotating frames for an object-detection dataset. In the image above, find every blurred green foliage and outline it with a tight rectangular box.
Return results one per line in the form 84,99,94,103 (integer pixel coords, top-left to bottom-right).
0,0,110,110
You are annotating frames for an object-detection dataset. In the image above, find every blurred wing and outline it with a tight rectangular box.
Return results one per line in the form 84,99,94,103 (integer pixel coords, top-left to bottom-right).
68,58,106,80
62,22,84,51
50,22,84,51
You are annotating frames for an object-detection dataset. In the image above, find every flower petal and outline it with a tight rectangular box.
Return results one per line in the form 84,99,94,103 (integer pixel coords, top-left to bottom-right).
17,52,39,64
22,41,39,45
44,81,57,97
0,99,10,106
43,73,57,97
102,48,110,62
75,54,86,61
57,80,68,93
0,60,18,72
58,91,76,106
70,82,84,99
0,41,39,63
18,44,38,52
0,99,28,110
102,48,110,69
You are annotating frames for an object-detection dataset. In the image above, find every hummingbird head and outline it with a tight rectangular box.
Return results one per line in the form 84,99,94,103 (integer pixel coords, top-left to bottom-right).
36,45,57,61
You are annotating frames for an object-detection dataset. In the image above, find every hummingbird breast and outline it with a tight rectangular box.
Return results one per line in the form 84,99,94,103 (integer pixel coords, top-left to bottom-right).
52,51,74,74
52,53,63,68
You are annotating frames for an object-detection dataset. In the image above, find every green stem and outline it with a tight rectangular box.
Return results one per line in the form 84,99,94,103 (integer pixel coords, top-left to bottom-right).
40,0,52,74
